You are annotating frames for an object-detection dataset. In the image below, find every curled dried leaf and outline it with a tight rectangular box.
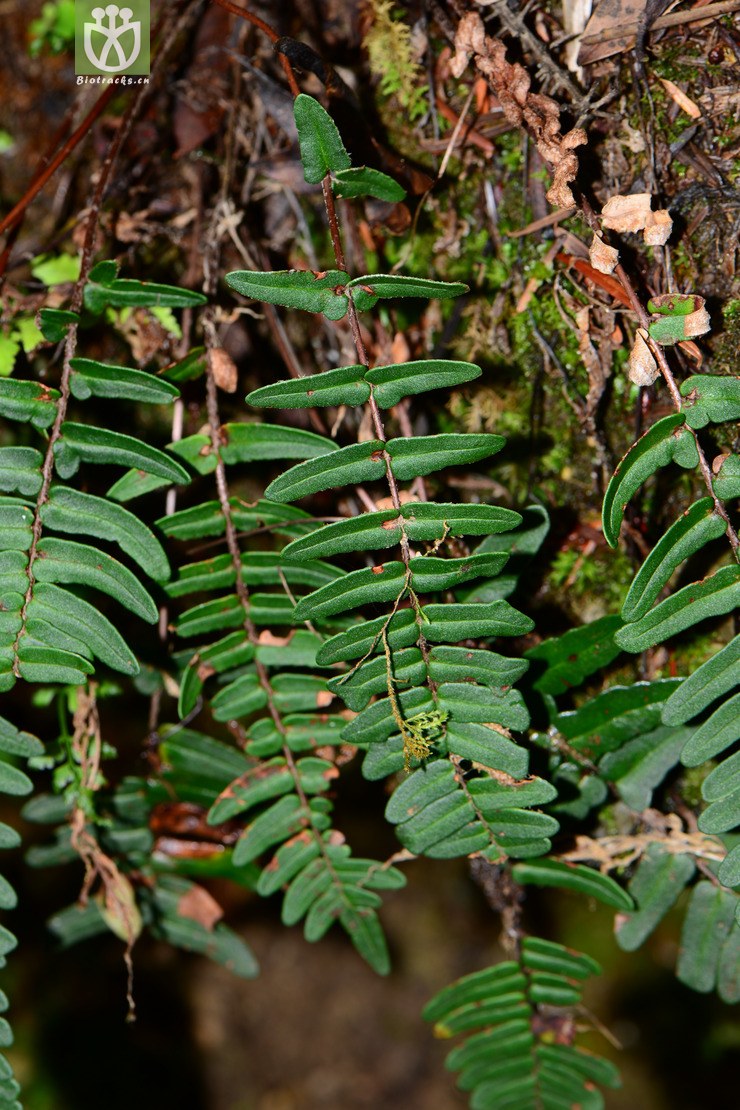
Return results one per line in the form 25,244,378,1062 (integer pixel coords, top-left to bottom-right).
601,193,652,233
659,78,701,119
451,12,585,207
177,884,224,932
210,347,238,393
628,328,659,387
589,234,619,274
96,872,143,945
643,209,673,246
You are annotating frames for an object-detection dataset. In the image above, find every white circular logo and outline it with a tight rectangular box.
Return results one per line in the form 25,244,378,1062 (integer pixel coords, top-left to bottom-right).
83,5,141,72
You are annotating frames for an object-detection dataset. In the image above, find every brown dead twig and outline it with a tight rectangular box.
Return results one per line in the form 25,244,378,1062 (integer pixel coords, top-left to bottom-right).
450,12,587,209
69,687,141,1020
557,811,726,874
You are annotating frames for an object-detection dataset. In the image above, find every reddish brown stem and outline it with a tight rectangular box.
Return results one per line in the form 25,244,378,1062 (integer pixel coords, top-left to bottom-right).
210,0,301,96
579,195,739,555
0,85,117,240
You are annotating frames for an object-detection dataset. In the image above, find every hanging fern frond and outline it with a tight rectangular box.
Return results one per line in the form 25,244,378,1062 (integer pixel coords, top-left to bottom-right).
0,716,41,1104
0,277,193,694
424,939,621,1109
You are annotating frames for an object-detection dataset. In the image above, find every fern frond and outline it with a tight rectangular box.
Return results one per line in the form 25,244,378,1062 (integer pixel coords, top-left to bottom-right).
425,940,621,1108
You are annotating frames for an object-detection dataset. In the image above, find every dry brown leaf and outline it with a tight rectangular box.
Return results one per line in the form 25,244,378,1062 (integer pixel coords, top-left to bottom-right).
375,490,419,509
628,328,659,386
210,347,238,393
682,306,712,339
589,234,619,274
176,885,224,932
451,12,586,207
659,78,701,119
643,208,673,245
601,192,652,232
257,630,290,647
577,0,645,64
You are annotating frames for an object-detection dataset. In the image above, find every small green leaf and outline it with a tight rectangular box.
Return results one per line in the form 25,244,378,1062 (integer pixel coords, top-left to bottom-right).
422,961,523,1023
0,760,32,797
16,641,93,685
84,278,207,313
713,453,740,500
555,680,680,759
88,259,118,284
0,379,59,428
600,724,691,810
676,881,736,993
221,423,338,465
342,686,434,747
27,582,139,674
615,565,740,652
247,365,370,410
681,374,740,429
265,440,385,502
332,165,406,201
340,907,391,975
521,937,601,979
293,94,351,184
621,498,726,622
33,537,157,622
68,358,180,404
647,294,710,345
31,251,80,286
697,784,740,834
282,502,520,561
211,673,269,722
681,692,740,767
438,681,529,731
315,609,418,666
293,553,508,622
0,447,43,497
160,346,207,382
160,729,250,797
719,846,740,890
663,635,740,727
54,423,190,484
702,750,740,802
233,795,311,866
41,486,170,582
0,716,43,759
225,269,349,320
718,925,740,1003
37,308,79,343
445,722,529,778
616,844,696,951
602,414,699,547
428,646,528,688
348,273,467,311
422,600,534,642
387,433,505,480
151,877,258,979
526,615,622,699
366,359,481,408
512,859,634,910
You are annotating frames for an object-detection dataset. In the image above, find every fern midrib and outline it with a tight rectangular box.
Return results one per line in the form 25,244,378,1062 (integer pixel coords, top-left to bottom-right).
201,314,360,913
